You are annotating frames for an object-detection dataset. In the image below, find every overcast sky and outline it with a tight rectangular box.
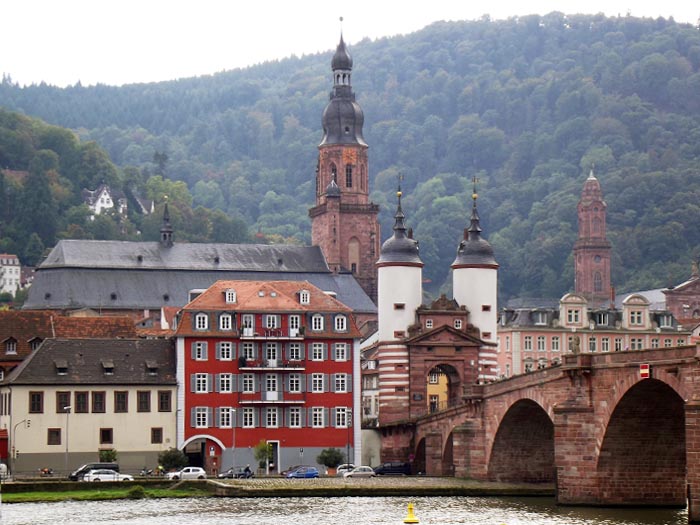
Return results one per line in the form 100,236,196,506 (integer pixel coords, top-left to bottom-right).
2,0,698,87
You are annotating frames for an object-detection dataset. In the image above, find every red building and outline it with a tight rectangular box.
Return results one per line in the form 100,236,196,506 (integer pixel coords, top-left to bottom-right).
175,280,361,475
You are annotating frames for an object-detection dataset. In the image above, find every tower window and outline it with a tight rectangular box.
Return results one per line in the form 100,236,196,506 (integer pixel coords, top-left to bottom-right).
345,165,353,187
594,272,602,292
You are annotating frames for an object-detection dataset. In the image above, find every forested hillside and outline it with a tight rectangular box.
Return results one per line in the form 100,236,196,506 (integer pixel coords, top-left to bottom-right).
2,13,700,302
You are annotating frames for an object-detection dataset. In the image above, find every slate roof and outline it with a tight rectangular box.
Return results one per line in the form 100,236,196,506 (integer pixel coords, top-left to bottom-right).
0,311,137,363
25,240,376,314
4,338,176,386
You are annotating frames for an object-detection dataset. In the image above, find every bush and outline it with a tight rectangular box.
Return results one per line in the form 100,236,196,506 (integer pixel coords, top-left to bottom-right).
99,449,117,462
316,448,344,469
127,485,146,499
158,448,188,472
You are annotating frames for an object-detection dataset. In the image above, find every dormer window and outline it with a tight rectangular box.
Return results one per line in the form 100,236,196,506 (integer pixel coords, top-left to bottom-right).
219,313,232,331
659,314,673,328
55,359,69,375
425,319,433,329
454,319,463,329
225,289,236,304
629,310,643,325
334,315,347,332
595,312,609,326
533,312,547,326
195,313,209,330
311,314,324,331
300,290,310,305
567,309,580,324
146,360,158,376
101,359,114,375
5,339,17,355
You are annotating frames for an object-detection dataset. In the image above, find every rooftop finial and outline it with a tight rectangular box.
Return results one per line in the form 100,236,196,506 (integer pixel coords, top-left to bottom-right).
471,175,479,203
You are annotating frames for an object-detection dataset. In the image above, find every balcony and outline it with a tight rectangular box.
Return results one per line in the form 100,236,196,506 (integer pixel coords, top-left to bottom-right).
239,359,306,371
239,391,305,405
240,328,304,340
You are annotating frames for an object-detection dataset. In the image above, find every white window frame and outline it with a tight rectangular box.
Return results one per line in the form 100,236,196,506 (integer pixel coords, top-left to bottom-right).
195,407,208,428
335,315,347,332
219,373,233,393
335,407,348,428
524,336,532,351
242,314,254,329
265,342,278,361
311,343,324,361
241,342,255,360
242,374,255,393
218,342,233,360
225,289,236,304
334,343,347,361
219,314,232,331
311,373,324,393
193,341,207,360
630,311,643,325
537,336,546,352
311,407,324,428
266,315,279,329
311,314,324,331
195,373,209,393
534,312,547,326
334,373,347,393
242,407,255,428
265,407,279,428
425,319,433,329
614,338,623,351
300,290,310,305
289,343,302,361
589,338,597,352
601,337,610,352
567,309,580,324
289,407,302,428
454,319,463,329
219,407,233,428
195,313,208,330
551,336,560,352
288,374,301,393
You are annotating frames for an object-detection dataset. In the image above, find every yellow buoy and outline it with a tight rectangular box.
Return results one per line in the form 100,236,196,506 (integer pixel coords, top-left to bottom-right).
403,502,419,524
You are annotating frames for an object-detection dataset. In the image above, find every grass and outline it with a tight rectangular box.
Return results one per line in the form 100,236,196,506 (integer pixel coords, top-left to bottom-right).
1,486,214,504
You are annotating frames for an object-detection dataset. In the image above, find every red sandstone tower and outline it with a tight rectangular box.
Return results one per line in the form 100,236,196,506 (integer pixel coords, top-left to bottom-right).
309,35,380,301
573,169,612,302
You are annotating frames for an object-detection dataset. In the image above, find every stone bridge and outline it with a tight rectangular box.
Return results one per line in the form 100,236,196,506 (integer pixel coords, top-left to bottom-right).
379,344,700,523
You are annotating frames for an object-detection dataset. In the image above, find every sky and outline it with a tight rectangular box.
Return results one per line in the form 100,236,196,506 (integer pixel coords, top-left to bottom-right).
2,0,698,88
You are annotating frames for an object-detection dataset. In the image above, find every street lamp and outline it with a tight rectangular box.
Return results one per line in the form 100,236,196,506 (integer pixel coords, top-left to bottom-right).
229,408,236,468
11,419,30,477
63,406,72,475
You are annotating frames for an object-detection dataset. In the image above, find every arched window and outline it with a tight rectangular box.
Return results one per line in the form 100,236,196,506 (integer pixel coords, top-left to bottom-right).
594,272,602,292
345,165,353,188
593,217,602,234
330,163,337,183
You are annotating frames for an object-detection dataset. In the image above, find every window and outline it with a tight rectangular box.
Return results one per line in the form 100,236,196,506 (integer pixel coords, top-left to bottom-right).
137,391,151,412
425,319,433,329
194,407,208,428
594,272,602,292
454,319,463,329
265,342,278,361
266,407,279,428
219,373,233,393
30,339,42,351
114,391,128,413
335,407,349,428
567,309,580,324
602,337,610,352
311,373,324,393
525,362,534,373
288,343,302,361
335,315,347,332
242,374,255,393
482,305,492,312
345,164,353,187
299,290,310,305
194,373,209,393
219,314,232,331
630,311,643,325
311,343,325,361
100,428,113,444
288,374,301,393
242,314,255,331
56,391,70,413
394,303,405,310
429,372,439,384
596,313,609,326
90,391,106,413
29,391,43,413
151,427,163,444
651,338,660,349
265,315,279,329
524,336,532,351
225,289,236,303
288,407,302,428
289,315,301,335
75,391,89,413
334,343,347,361
5,339,17,355
195,313,208,330
551,337,560,352
266,374,278,393
241,342,256,360
47,428,61,445
311,314,324,331
218,342,233,360
533,312,547,325
537,336,546,352
242,407,255,428
589,338,597,352
631,338,644,350
158,391,172,412
192,342,208,360
334,373,347,393
506,336,510,351
615,338,623,351
658,314,673,328
311,407,325,428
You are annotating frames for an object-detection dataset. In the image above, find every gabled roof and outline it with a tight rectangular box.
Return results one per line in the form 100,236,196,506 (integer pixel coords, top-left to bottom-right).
4,338,175,386
402,324,491,347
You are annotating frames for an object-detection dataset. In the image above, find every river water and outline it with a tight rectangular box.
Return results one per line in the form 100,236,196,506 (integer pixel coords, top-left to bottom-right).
0,496,688,525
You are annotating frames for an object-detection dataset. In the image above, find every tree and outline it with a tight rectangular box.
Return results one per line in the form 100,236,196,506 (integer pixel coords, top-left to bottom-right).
316,448,344,469
253,440,273,469
158,447,188,472
99,448,118,462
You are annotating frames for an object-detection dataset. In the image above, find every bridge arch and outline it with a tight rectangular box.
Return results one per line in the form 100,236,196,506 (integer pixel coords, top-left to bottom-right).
597,378,686,505
488,399,555,482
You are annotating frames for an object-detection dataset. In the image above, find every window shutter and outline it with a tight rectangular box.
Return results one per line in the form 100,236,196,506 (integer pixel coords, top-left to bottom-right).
307,407,313,425
284,375,290,392
208,374,214,393
322,343,328,360
215,343,221,360
207,407,213,427
190,374,196,393
284,408,290,427
331,408,337,427
255,376,261,392
300,374,306,392
231,375,237,392
323,407,329,427
307,374,312,390
323,373,329,392
190,407,196,427
190,344,196,360
254,407,260,428
348,408,353,426
202,343,208,360
215,374,221,393
252,343,258,360
215,407,221,427
330,374,337,393
347,374,352,392
300,408,305,428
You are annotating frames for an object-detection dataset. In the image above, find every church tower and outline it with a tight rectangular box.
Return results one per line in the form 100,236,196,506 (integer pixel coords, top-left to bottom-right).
573,169,612,302
309,34,380,300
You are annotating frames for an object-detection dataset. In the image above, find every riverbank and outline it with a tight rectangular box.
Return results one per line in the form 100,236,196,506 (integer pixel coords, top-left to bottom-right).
0,477,554,503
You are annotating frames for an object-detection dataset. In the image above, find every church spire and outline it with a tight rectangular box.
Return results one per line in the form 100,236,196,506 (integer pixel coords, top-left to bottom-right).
160,199,173,248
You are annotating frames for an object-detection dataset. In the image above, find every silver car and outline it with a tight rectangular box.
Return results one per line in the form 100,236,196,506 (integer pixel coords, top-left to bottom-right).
167,466,207,480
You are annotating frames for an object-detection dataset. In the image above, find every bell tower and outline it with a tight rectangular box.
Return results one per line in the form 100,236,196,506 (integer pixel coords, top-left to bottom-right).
309,33,380,300
573,168,612,302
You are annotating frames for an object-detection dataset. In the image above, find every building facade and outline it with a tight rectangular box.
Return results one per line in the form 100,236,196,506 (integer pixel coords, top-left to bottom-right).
309,35,381,301
0,338,176,475
0,253,21,297
174,280,362,476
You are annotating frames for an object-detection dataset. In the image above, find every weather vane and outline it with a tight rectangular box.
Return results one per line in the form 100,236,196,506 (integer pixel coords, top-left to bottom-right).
471,175,479,201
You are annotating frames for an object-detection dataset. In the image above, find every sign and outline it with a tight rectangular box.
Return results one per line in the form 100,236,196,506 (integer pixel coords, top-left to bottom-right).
640,363,650,379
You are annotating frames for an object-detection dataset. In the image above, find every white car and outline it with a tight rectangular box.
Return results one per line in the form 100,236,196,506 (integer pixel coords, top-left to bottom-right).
81,469,133,482
167,466,207,480
343,466,376,478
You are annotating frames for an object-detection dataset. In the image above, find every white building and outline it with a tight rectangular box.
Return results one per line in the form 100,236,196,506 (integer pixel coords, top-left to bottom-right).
0,254,21,297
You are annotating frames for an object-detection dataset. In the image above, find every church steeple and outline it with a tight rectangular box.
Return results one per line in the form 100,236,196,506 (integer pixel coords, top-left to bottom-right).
160,200,173,248
310,28,380,301
574,167,612,302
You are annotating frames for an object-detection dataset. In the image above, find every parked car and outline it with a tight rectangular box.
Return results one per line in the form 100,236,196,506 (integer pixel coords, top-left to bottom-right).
217,466,254,479
167,466,207,480
285,466,319,478
81,469,133,482
69,462,120,481
373,462,411,475
335,463,355,476
281,464,307,476
343,466,376,478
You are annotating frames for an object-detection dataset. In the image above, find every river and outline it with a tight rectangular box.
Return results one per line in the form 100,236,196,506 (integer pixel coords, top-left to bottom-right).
0,496,688,525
